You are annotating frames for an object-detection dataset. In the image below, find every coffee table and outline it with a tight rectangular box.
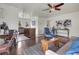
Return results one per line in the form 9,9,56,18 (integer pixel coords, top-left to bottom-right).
41,37,60,52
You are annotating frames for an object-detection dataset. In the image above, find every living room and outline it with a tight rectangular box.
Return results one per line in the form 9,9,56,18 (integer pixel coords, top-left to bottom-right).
0,3,79,55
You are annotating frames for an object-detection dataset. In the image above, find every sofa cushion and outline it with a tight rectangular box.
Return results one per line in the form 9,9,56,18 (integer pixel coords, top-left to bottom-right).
65,37,79,55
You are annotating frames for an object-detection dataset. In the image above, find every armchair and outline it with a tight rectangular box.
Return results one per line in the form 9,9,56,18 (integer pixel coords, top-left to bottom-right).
44,27,55,40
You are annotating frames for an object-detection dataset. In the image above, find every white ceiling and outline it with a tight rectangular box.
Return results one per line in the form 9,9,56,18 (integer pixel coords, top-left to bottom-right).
2,3,79,18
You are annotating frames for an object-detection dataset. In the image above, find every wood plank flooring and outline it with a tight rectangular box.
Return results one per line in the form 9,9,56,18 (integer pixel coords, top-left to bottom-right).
23,44,44,55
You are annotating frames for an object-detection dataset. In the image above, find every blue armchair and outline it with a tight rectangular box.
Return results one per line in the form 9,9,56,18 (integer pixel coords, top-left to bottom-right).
44,27,55,40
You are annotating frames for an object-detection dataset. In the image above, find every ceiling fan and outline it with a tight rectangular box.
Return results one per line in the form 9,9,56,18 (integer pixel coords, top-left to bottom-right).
43,3,64,13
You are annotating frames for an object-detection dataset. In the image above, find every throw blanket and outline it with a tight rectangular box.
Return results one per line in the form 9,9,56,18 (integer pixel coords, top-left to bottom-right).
65,37,79,55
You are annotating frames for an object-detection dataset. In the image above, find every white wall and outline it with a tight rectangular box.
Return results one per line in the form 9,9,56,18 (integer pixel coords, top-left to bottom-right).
0,4,38,31
49,11,79,37
0,4,19,30
38,18,48,34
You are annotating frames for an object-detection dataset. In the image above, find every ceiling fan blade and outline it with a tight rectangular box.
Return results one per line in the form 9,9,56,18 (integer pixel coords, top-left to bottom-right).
42,8,49,11
55,3,64,7
55,7,61,10
48,4,53,8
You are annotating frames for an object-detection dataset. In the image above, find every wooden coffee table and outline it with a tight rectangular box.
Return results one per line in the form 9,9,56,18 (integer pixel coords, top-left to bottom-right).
41,37,60,52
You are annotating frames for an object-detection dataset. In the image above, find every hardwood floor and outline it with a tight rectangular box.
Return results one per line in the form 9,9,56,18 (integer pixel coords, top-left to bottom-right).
0,35,67,55
0,40,35,55
11,39,36,55
23,44,44,55
10,46,16,55
1,35,57,55
10,36,43,55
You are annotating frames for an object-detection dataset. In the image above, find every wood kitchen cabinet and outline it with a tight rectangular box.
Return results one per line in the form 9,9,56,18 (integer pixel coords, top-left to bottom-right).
18,27,36,41
24,28,35,40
